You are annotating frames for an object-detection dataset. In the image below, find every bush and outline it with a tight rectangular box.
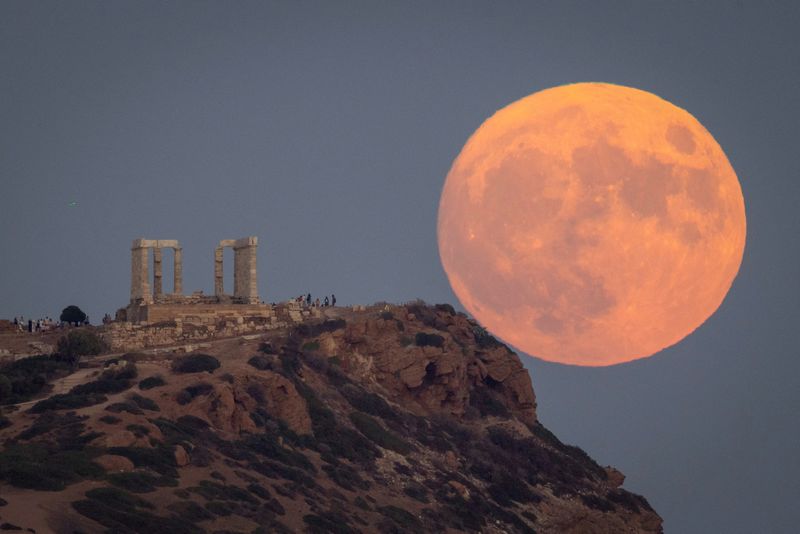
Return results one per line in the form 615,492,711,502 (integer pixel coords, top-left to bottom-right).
435,303,456,315
60,305,87,325
242,434,315,472
72,491,202,534
303,511,357,534
107,471,176,493
349,412,411,455
69,364,137,396
128,394,159,412
85,486,154,509
606,489,653,513
378,505,421,529
248,355,273,371
247,483,271,500
403,481,429,503
469,387,510,418
30,392,107,413
99,415,120,424
339,384,399,421
415,332,444,348
177,383,213,405
472,325,504,350
105,401,142,415
56,330,108,368
258,342,278,354
167,500,214,522
293,319,346,338
139,375,166,390
0,355,74,404
581,493,616,512
406,303,448,330
322,463,369,491
171,354,220,374
0,443,103,491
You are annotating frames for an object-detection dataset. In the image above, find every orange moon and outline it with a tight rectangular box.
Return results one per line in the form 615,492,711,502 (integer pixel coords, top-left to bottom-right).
437,83,746,366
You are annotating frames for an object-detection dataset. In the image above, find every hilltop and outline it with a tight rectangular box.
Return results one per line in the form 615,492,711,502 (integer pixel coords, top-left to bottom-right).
0,303,662,533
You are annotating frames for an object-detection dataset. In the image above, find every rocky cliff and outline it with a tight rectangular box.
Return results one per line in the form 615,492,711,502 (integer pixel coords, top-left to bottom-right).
0,303,662,533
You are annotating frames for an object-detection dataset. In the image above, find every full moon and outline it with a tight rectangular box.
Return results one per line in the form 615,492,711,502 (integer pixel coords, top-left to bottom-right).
438,83,746,366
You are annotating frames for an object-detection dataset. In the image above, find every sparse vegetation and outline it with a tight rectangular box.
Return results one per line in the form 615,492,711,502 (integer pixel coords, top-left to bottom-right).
99,415,120,424
55,330,108,368
293,319,346,338
30,392,107,413
379,505,422,529
128,393,159,411
349,412,412,455
73,486,202,534
177,383,213,405
258,341,277,354
0,442,103,491
434,303,456,315
248,355,274,371
0,355,74,404
469,387,510,418
139,375,166,390
70,362,137,395
171,354,220,374
304,510,357,534
415,332,445,348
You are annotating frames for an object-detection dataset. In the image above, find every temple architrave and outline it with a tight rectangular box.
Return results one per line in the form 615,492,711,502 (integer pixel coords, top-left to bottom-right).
121,236,273,324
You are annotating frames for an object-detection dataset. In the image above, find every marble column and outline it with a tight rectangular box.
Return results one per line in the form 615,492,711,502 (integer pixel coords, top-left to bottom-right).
173,247,183,295
130,243,150,304
153,247,163,298
214,246,224,297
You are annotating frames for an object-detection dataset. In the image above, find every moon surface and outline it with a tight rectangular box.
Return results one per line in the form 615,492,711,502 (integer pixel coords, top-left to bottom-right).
437,83,746,366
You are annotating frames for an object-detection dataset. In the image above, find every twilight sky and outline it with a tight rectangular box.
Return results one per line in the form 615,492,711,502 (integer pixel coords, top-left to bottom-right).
1,2,798,532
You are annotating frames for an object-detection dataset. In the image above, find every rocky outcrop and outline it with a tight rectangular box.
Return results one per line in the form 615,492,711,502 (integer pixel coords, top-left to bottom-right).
0,302,661,534
314,304,537,425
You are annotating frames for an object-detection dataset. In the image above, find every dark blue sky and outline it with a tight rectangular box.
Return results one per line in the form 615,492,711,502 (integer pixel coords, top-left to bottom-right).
2,2,798,531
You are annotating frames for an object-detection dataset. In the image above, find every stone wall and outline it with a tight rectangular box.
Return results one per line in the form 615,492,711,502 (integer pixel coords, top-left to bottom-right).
103,302,321,352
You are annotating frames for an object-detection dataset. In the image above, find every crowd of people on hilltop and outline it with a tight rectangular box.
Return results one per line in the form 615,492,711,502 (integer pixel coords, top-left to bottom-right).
11,315,91,333
13,316,57,333
294,293,337,308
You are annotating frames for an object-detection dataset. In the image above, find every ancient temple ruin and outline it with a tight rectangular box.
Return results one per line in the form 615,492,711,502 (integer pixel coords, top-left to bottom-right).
122,236,271,324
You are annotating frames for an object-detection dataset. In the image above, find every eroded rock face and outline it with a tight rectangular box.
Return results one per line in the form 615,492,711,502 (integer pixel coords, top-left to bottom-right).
166,372,311,435
318,306,537,425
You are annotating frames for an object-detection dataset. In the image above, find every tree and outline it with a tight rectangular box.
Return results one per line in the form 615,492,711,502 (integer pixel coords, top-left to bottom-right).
56,330,107,369
60,305,87,325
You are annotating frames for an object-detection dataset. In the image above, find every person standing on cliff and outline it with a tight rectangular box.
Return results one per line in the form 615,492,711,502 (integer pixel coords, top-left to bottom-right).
324,296,329,307
306,293,312,307
331,294,336,307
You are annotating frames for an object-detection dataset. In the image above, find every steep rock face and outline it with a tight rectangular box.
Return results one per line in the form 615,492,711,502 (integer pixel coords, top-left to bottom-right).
158,370,312,436
322,304,537,426
0,303,661,534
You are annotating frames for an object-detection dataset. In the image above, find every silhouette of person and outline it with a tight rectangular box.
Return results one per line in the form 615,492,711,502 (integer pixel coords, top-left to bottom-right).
324,296,329,307
331,294,336,307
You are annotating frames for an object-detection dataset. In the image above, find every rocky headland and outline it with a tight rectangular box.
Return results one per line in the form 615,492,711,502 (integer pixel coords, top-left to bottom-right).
0,303,662,533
